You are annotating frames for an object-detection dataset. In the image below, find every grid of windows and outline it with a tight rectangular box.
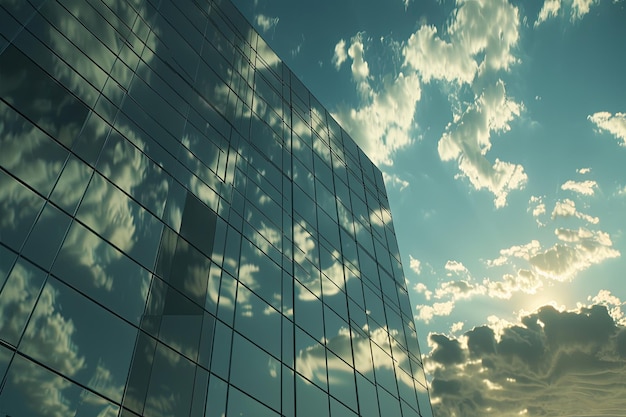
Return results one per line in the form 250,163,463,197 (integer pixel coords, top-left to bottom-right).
0,0,433,416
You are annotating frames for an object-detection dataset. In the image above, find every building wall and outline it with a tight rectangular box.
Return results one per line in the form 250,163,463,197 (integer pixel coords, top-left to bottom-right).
0,0,433,416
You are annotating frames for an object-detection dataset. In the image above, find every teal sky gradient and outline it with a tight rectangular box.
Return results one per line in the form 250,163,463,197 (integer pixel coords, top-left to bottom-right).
233,1,626,415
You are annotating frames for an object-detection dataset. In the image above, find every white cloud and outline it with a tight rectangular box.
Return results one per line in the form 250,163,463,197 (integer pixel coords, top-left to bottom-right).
332,39,347,70
415,301,455,323
435,279,485,300
552,198,599,224
403,25,477,85
577,167,591,174
347,36,370,83
254,14,279,33
589,111,626,146
334,69,421,165
444,260,469,276
528,195,547,226
409,255,422,275
530,227,619,281
383,172,410,190
483,269,543,299
404,0,520,83
438,80,527,208
586,290,625,325
561,179,598,195
571,0,598,20
535,0,562,26
414,282,433,300
535,0,602,26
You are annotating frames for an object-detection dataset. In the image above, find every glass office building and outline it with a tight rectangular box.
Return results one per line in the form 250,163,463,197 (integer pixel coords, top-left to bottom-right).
0,0,433,416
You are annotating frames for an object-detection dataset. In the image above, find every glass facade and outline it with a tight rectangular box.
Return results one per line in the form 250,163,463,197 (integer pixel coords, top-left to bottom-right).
0,0,433,416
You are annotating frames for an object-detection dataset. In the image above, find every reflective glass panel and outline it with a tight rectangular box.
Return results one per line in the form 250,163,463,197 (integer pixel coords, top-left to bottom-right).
0,354,120,417
52,220,151,325
19,277,137,403
230,333,281,411
0,257,46,346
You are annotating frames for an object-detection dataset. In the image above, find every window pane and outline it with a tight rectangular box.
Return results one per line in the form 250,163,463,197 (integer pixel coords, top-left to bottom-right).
230,333,281,411
76,172,162,269
0,258,47,346
234,283,281,358
21,202,72,270
143,342,196,417
0,44,89,148
0,101,69,197
0,354,119,417
52,220,151,325
19,277,137,403
227,386,279,417
295,374,329,417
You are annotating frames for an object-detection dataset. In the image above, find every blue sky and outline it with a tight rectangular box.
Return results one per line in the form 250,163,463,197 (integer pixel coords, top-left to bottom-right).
233,0,626,415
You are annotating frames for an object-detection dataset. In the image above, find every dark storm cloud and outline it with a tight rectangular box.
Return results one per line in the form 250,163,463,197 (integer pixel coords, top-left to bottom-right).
427,304,626,417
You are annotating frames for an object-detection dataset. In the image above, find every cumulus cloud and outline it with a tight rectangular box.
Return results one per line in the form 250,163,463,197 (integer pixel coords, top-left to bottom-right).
416,196,619,323
444,260,469,276
409,255,422,275
488,226,618,282
528,195,547,226
577,167,591,174
404,0,520,82
335,67,421,165
254,14,279,33
552,198,599,224
332,39,347,70
334,0,527,206
415,301,456,323
561,179,598,195
347,35,370,84
437,79,527,208
382,172,410,190
404,0,528,207
589,111,626,146
426,303,626,417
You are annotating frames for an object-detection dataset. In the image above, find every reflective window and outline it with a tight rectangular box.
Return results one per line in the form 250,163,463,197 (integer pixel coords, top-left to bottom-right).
234,283,281,358
0,100,69,197
296,374,330,417
0,257,47,346
211,320,232,379
294,281,324,342
331,397,359,417
326,350,358,412
19,277,137,403
76,172,163,269
155,226,212,306
143,342,196,417
123,331,156,415
0,168,42,252
22,202,72,270
0,44,89,148
0,354,120,417
52,220,151,325
0,245,17,290
49,154,94,214
230,332,281,411
97,130,170,218
356,373,381,417
206,374,228,417
0,343,11,387
377,386,401,417
227,385,280,417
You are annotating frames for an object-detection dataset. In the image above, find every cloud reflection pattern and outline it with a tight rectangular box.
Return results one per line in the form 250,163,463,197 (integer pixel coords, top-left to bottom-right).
0,0,432,416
